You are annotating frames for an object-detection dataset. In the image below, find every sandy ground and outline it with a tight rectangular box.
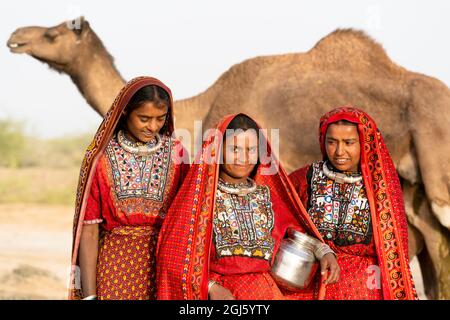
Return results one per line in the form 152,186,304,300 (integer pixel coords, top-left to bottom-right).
0,203,427,300
0,204,72,299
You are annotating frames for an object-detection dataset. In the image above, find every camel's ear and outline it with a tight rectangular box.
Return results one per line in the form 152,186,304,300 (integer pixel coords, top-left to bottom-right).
79,19,90,37
69,16,89,36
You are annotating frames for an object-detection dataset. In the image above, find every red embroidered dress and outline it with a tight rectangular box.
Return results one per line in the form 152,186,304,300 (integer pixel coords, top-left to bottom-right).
307,161,373,247
69,77,189,300
157,114,329,300
212,181,276,264
208,181,314,300
289,106,417,300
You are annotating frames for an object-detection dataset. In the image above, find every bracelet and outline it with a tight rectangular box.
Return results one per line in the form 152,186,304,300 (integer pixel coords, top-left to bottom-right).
313,243,336,261
208,280,217,293
82,295,97,300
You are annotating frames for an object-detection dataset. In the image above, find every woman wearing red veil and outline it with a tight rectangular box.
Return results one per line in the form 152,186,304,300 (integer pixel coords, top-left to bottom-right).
68,77,189,300
157,114,339,300
289,106,417,300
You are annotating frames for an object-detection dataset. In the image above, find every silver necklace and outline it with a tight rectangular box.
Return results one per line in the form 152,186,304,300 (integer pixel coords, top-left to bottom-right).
322,161,362,184
217,177,257,196
117,130,162,156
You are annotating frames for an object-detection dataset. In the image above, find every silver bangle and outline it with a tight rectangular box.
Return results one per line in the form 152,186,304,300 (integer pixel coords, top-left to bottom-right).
82,295,97,300
208,280,217,293
313,243,336,260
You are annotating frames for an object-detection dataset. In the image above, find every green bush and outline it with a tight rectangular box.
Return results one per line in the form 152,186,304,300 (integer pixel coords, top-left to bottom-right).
0,119,27,168
0,118,95,205
0,118,94,168
24,133,93,168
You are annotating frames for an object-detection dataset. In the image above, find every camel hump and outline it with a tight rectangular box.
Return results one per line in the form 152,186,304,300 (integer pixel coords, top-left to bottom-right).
310,28,404,73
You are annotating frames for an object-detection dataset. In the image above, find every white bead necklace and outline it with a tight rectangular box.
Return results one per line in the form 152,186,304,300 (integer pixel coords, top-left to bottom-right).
217,177,257,196
117,130,162,156
322,161,362,184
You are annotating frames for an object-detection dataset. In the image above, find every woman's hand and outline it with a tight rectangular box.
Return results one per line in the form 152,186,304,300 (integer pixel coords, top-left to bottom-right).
209,283,236,300
320,252,340,284
79,224,99,298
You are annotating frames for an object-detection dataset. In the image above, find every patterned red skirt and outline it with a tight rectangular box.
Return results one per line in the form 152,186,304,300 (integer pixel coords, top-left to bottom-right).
210,272,318,300
324,252,383,300
96,226,158,300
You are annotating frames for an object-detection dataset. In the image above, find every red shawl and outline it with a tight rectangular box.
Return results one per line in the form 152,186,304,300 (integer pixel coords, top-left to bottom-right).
156,113,326,300
291,106,417,300
68,76,176,300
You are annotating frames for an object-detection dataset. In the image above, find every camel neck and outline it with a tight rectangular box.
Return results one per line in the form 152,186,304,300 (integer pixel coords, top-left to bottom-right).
69,45,125,117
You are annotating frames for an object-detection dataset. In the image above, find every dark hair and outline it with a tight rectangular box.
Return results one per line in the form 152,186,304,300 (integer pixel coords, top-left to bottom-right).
118,85,171,133
226,114,259,132
126,85,170,113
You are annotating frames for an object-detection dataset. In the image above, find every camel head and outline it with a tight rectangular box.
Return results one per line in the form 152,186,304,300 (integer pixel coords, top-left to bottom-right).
7,17,92,73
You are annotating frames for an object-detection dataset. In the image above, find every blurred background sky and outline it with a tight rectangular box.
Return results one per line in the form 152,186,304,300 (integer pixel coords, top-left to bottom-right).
1,0,449,138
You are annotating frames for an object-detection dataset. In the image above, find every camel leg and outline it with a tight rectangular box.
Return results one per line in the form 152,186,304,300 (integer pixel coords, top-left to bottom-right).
408,77,450,231
404,181,450,299
407,223,424,263
417,246,438,299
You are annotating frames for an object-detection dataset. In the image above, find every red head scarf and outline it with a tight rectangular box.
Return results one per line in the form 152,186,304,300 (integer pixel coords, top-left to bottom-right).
156,113,325,300
319,106,417,300
68,76,175,299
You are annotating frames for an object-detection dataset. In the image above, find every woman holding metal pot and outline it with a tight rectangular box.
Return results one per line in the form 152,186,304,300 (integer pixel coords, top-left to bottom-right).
290,106,417,300
157,113,339,300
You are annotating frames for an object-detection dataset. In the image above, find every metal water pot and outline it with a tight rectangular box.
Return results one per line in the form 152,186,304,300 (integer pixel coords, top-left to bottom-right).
270,228,319,291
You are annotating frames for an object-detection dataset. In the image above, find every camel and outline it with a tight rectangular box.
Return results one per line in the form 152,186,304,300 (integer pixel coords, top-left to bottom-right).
8,17,450,299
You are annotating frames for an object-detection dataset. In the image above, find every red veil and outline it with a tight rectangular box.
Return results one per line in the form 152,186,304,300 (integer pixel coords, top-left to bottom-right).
156,113,326,300
68,77,177,299
292,106,417,300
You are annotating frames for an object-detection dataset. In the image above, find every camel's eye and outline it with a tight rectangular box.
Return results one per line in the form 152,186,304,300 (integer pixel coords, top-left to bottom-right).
44,30,59,42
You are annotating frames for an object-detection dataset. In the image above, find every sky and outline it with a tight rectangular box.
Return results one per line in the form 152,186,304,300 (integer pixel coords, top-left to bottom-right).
1,0,449,138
